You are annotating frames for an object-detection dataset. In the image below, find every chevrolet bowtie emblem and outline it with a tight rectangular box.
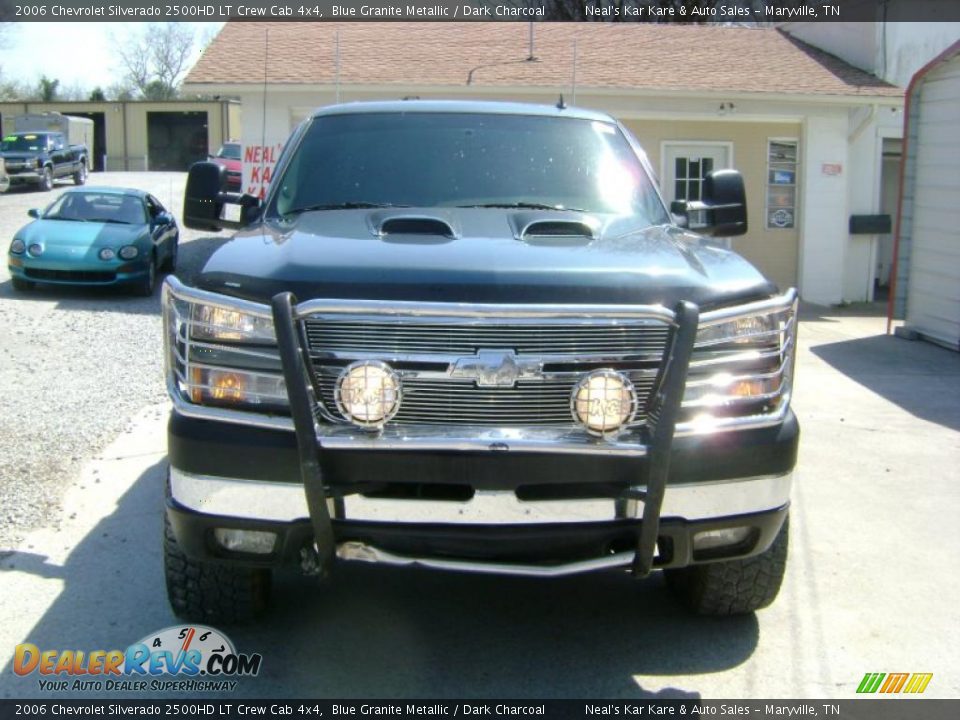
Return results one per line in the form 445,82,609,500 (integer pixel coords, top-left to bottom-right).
450,350,542,388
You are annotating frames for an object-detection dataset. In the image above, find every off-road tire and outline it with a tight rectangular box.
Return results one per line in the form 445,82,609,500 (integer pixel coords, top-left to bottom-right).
665,513,789,616
73,160,87,185
39,166,53,191
11,277,35,292
163,513,272,624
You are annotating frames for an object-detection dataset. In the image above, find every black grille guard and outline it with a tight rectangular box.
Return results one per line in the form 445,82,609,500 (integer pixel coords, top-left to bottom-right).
271,291,698,578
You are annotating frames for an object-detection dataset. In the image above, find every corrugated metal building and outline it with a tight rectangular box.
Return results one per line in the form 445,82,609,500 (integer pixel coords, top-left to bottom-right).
0,100,241,173
890,41,960,351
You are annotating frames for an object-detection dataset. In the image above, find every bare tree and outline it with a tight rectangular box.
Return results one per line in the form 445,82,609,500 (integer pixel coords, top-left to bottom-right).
112,23,195,100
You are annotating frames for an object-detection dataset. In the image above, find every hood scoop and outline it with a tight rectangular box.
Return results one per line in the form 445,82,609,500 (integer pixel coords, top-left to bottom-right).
373,213,457,244
511,212,600,246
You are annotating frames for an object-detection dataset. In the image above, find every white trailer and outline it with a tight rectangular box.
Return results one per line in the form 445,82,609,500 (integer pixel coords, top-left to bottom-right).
13,113,93,151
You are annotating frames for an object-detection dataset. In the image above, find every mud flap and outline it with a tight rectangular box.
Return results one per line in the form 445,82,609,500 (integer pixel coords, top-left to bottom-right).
632,301,699,577
272,292,336,575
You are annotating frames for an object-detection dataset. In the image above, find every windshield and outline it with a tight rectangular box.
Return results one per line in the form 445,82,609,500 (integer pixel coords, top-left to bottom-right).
43,192,146,225
1,134,49,152
270,113,668,224
217,143,242,160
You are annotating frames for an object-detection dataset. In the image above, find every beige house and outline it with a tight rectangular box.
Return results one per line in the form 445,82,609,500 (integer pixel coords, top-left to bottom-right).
184,22,904,305
0,100,241,173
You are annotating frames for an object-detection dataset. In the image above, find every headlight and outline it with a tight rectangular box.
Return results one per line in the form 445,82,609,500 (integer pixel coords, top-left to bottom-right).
27,243,43,257
98,248,115,260
191,304,276,343
162,281,286,414
335,361,401,428
681,291,797,432
571,370,636,435
695,314,779,346
118,245,139,260
9,239,25,254
188,366,286,408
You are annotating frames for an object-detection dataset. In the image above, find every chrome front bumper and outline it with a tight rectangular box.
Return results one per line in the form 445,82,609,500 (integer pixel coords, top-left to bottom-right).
169,466,792,525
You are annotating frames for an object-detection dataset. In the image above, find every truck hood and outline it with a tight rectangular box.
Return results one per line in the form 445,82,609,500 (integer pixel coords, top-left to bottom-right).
196,209,777,309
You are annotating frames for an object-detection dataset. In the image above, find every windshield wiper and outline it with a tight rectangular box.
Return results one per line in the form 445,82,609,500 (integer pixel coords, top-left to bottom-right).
88,218,132,225
457,202,590,212
282,202,409,217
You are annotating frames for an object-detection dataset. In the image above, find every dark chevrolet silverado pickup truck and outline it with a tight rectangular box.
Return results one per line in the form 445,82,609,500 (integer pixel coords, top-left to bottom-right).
0,131,88,191
164,101,798,623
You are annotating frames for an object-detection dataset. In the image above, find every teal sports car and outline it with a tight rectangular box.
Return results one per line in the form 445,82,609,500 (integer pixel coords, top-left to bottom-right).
7,187,178,296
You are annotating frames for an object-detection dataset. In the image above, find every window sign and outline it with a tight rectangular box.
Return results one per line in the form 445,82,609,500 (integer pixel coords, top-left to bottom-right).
766,140,798,229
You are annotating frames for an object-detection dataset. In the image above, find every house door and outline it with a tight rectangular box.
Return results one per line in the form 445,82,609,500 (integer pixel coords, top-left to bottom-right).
662,143,732,205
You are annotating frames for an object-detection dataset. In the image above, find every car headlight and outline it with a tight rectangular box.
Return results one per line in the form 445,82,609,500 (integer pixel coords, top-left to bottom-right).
571,370,637,435
681,291,797,432
118,245,139,260
27,243,43,257
335,361,401,429
162,281,287,414
98,248,116,261
9,239,25,254
191,304,277,343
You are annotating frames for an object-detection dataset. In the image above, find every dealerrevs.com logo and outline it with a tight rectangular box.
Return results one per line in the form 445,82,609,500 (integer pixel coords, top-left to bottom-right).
856,672,933,694
13,625,262,692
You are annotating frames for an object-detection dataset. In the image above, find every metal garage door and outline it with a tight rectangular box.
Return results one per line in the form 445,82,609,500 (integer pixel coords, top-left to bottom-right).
905,54,960,350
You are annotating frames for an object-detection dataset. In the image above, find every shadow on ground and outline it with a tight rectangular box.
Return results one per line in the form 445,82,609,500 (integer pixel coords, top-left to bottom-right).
0,235,231,313
811,333,960,431
0,459,761,700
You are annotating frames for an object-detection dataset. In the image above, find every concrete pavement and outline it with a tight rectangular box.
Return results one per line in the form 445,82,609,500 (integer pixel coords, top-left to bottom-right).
0,307,957,699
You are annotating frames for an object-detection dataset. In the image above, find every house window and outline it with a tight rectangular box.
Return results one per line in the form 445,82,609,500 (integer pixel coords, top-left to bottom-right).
767,139,798,229
674,156,714,202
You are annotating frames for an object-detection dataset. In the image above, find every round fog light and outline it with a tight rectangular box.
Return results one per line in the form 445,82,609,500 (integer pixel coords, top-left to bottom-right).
98,248,116,261
335,361,401,428
118,245,139,260
571,370,636,435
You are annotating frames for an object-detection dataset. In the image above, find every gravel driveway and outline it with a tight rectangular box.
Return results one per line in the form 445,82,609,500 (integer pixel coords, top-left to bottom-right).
0,172,220,550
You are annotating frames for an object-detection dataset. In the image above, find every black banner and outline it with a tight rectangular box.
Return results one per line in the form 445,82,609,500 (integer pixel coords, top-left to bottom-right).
0,0,959,23
1,700,960,720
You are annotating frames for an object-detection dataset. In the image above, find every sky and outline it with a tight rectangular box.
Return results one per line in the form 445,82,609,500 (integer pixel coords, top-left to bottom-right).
0,22,224,92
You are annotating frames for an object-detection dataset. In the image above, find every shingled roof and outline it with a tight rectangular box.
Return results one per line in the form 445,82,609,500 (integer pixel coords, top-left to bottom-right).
186,22,902,98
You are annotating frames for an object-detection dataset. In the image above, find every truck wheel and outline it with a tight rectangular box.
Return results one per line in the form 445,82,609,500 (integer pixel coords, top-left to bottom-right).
665,514,789,616
40,166,53,191
11,277,35,292
163,513,272,624
73,161,87,185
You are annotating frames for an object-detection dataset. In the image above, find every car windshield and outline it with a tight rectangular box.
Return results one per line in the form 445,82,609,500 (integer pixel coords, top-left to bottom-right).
43,192,146,225
1,134,48,152
217,143,242,160
270,112,669,224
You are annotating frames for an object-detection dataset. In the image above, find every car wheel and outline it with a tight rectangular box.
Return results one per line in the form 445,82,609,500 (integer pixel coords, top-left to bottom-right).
40,166,53,192
161,234,178,272
135,255,157,297
11,277,35,292
73,161,87,185
163,512,271,624
664,513,789,616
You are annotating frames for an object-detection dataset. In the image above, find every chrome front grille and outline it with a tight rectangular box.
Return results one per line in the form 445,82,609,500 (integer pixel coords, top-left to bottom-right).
303,321,671,357
314,373,660,426
302,317,672,428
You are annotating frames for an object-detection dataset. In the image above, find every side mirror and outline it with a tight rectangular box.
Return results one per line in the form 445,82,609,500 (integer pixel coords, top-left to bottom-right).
183,161,261,231
693,170,748,237
28,208,40,219
155,212,174,226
